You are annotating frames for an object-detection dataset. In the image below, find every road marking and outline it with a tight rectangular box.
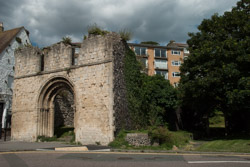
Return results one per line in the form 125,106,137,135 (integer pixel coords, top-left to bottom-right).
188,161,250,164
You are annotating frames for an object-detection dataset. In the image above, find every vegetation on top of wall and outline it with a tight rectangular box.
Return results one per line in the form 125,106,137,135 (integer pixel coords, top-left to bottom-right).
87,23,109,36
124,47,178,129
140,41,159,45
86,24,133,41
62,36,72,45
118,29,132,41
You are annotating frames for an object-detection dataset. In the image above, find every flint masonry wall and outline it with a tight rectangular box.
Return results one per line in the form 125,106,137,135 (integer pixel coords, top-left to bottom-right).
12,33,129,145
113,41,131,134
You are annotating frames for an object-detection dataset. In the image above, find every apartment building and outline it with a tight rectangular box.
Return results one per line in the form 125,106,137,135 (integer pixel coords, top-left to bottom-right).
128,40,189,87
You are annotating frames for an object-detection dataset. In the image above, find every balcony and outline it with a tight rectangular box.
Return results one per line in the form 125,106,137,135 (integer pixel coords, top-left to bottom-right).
154,59,168,70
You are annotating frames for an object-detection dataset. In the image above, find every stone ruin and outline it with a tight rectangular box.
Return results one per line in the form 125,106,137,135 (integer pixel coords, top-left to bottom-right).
11,33,130,145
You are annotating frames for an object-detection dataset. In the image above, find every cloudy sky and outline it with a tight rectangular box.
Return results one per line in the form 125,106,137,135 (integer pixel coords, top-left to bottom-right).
0,0,238,47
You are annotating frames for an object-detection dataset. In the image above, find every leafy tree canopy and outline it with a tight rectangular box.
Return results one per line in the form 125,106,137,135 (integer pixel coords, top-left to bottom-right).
179,0,250,132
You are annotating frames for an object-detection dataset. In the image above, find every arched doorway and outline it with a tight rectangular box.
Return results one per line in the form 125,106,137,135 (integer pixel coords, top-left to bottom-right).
37,77,75,138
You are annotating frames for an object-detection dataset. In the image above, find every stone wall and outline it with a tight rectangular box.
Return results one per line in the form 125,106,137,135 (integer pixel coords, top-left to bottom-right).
43,43,72,72
15,46,41,77
125,133,151,146
113,40,131,135
54,90,74,128
12,33,130,145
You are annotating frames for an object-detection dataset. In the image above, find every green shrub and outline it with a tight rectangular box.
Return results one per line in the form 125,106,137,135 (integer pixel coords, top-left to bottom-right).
109,128,192,150
148,126,173,146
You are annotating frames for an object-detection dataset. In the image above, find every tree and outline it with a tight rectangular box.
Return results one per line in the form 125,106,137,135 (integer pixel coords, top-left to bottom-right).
179,0,250,134
141,75,178,129
124,48,178,129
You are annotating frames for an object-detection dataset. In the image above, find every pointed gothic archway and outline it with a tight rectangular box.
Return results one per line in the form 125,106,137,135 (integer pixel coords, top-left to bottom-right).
37,77,75,138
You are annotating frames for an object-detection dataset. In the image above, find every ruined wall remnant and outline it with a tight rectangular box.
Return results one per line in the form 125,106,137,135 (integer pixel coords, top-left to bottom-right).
12,33,130,145
113,40,131,134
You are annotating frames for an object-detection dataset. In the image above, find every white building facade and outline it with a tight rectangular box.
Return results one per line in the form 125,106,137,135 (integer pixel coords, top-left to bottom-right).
0,23,31,129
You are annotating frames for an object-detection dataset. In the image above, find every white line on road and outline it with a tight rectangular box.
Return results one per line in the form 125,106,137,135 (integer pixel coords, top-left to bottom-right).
188,161,250,164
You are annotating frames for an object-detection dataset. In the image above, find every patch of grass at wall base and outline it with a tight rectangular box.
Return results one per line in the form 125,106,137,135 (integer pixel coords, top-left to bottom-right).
196,139,250,153
37,135,58,142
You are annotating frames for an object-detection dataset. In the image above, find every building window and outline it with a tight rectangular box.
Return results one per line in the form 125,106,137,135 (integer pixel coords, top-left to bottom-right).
171,61,181,66
155,70,168,80
155,59,167,69
171,50,181,55
134,47,147,56
7,75,14,89
140,58,148,68
172,72,180,77
155,48,167,58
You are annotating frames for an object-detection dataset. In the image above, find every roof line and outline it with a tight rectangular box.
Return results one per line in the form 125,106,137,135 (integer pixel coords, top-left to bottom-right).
0,27,25,54
128,43,186,50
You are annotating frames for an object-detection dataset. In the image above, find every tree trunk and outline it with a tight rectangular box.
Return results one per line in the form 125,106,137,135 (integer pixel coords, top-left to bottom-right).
224,113,229,136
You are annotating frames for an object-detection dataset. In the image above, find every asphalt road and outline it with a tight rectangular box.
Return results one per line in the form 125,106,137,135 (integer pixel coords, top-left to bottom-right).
0,151,250,167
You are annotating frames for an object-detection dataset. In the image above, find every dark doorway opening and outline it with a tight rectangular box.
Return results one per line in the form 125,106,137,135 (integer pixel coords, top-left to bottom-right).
54,89,75,141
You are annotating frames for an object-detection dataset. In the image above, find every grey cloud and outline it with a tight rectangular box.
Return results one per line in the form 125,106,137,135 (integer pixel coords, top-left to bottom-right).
0,0,239,47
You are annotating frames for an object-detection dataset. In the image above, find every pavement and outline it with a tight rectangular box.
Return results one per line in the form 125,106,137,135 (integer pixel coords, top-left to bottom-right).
0,136,111,152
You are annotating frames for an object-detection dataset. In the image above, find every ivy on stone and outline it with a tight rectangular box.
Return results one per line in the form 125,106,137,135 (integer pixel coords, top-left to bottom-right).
124,47,178,129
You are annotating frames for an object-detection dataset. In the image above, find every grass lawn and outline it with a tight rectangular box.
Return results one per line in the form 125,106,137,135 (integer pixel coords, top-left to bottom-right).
196,139,250,153
209,110,225,128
